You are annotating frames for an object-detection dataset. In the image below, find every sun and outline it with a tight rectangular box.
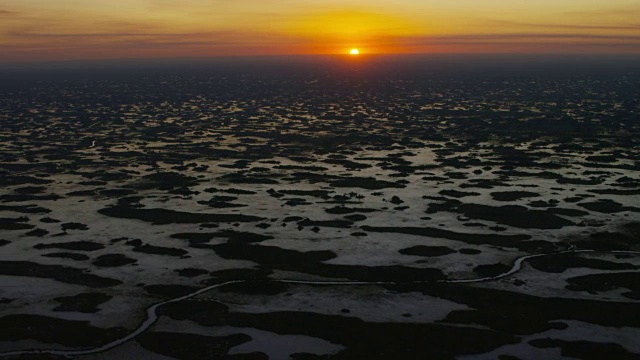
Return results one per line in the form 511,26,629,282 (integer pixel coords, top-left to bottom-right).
349,48,360,55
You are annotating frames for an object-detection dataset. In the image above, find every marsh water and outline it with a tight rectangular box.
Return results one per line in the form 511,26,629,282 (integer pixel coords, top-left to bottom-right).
1,55,640,359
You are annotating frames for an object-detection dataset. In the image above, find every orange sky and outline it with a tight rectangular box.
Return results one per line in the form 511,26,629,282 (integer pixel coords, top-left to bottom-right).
1,0,639,62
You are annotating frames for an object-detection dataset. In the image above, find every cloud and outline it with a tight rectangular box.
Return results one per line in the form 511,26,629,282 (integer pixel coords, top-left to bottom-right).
0,9,18,16
564,6,640,17
367,33,640,54
3,26,639,63
485,19,640,31
397,33,640,45
10,32,200,39
5,29,304,52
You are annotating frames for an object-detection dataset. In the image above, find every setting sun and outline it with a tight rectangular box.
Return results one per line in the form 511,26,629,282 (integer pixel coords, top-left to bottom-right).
350,48,360,55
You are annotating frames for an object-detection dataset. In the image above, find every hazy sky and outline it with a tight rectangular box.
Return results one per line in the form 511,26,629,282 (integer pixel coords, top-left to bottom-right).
1,0,639,62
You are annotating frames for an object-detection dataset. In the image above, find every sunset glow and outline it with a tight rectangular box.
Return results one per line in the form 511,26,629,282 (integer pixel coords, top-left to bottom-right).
0,0,639,62
350,49,360,55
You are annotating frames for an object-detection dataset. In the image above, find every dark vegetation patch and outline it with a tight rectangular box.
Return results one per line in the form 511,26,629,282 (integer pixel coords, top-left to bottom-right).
217,281,289,295
200,223,220,229
443,171,468,180
278,189,332,198
0,314,126,347
92,254,137,267
14,186,47,194
100,188,137,197
197,197,248,208
291,353,332,360
460,179,511,189
98,206,265,224
360,226,545,252
330,177,405,190
53,293,112,313
578,200,639,213
135,171,200,190
589,188,640,196
422,176,449,182
298,219,354,229
344,214,367,222
144,285,200,298
219,160,252,169
34,241,104,251
473,263,511,277
0,205,51,214
219,173,280,185
0,173,53,187
158,301,518,359
171,231,273,244
200,195,238,202
459,248,481,255
564,196,587,203
274,165,328,172
399,246,457,257
25,228,49,237
0,261,121,287
528,254,637,273
625,222,640,239
457,204,574,229
132,243,188,257
175,268,209,277
548,208,589,217
528,338,640,360
566,272,640,299
0,194,62,202
439,190,481,198
422,176,453,184
325,207,377,215
0,216,33,230
133,244,188,257
76,170,132,182
556,176,605,185
210,242,444,282
497,356,522,360
387,282,640,335
79,180,107,186
389,196,404,205
283,198,312,206
204,187,257,195
42,252,90,261
527,200,557,208
322,158,372,170
575,232,639,251
61,222,89,231
125,239,188,257
425,198,461,213
137,331,252,360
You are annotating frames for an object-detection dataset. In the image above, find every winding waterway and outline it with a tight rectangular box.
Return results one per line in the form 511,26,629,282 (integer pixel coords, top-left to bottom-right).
2,249,639,358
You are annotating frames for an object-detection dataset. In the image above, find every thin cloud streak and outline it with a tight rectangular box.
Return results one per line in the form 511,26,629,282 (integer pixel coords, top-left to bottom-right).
484,19,640,31
11,32,205,38
399,33,640,43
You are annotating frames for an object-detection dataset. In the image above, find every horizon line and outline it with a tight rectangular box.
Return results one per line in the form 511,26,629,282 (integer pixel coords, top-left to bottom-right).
2,51,640,68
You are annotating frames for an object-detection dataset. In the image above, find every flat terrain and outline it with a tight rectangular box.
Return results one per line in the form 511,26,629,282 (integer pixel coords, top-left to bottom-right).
1,63,640,359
